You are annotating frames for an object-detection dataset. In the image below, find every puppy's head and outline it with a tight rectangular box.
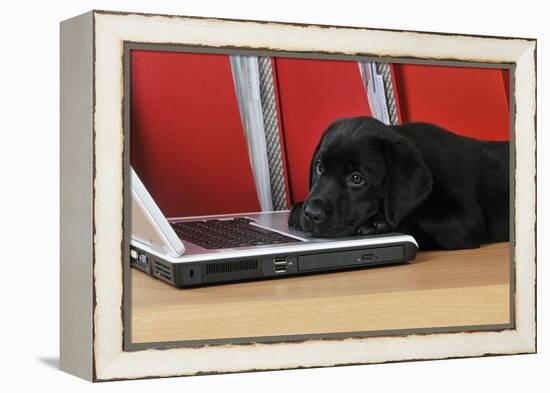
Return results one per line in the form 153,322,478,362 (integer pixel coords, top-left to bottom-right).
294,117,432,237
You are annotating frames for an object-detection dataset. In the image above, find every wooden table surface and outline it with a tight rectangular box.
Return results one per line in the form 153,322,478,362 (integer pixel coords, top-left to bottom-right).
130,242,510,344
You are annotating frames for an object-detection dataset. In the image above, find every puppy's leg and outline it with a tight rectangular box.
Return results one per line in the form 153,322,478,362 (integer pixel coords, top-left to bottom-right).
288,202,304,230
356,211,390,235
414,187,485,250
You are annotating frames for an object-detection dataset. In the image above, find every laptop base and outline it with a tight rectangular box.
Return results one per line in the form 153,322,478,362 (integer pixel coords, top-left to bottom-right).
130,240,418,288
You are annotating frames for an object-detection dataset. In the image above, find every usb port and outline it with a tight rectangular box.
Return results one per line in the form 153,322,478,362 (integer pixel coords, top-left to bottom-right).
274,257,288,273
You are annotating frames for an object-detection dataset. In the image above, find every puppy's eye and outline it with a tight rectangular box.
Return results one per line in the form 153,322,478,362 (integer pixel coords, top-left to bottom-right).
315,161,324,175
349,172,364,185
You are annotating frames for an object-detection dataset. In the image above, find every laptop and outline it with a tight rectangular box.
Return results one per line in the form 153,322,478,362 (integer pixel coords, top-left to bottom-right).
130,168,418,288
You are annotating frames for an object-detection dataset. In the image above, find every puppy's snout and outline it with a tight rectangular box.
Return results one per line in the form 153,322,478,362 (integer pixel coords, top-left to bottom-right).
304,199,327,223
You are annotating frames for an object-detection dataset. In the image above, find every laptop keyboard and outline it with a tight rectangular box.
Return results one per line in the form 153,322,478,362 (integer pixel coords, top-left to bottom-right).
171,217,301,249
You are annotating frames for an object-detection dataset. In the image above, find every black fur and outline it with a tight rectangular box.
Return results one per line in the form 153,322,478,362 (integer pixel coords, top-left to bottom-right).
288,116,509,250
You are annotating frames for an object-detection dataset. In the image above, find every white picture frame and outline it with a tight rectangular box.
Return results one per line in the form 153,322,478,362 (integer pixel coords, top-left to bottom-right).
60,10,536,381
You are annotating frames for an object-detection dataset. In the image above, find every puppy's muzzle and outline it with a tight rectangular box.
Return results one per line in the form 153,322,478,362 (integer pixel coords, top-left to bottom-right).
303,198,328,224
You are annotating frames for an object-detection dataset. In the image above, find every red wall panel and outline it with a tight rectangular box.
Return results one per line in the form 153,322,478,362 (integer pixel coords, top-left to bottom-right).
130,50,260,218
274,58,372,203
392,64,510,141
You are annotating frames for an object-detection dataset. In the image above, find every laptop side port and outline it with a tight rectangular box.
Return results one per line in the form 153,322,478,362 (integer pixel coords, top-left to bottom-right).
130,247,152,274
274,257,288,273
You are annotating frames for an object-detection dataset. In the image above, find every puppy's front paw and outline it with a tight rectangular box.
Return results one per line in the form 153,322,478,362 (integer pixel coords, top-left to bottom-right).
356,212,390,235
288,202,304,230
372,213,390,233
356,222,378,236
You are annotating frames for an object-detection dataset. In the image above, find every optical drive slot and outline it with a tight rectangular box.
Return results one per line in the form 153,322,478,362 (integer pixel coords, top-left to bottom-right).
297,246,404,272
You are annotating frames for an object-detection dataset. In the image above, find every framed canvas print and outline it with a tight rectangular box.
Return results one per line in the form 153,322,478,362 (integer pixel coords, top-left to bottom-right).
60,10,537,381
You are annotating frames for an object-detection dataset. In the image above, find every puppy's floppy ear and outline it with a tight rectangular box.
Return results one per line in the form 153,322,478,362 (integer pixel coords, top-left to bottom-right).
379,132,433,227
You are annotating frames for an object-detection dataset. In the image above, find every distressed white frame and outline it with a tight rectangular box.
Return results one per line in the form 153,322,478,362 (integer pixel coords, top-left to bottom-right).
60,10,536,381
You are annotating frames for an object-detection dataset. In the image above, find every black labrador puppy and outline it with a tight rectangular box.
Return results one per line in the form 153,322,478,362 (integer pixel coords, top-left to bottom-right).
288,116,509,250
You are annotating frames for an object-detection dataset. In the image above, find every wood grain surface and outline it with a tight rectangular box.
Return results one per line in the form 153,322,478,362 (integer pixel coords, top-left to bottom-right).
130,242,510,343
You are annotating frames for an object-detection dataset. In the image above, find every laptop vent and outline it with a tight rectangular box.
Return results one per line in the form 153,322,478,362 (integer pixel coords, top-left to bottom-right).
205,259,258,275
152,259,173,282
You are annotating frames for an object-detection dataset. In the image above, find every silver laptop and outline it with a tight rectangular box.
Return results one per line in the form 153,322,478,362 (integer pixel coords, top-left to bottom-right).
130,168,418,288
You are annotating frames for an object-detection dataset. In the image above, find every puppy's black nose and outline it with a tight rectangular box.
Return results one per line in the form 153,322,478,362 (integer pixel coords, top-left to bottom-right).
304,201,326,223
